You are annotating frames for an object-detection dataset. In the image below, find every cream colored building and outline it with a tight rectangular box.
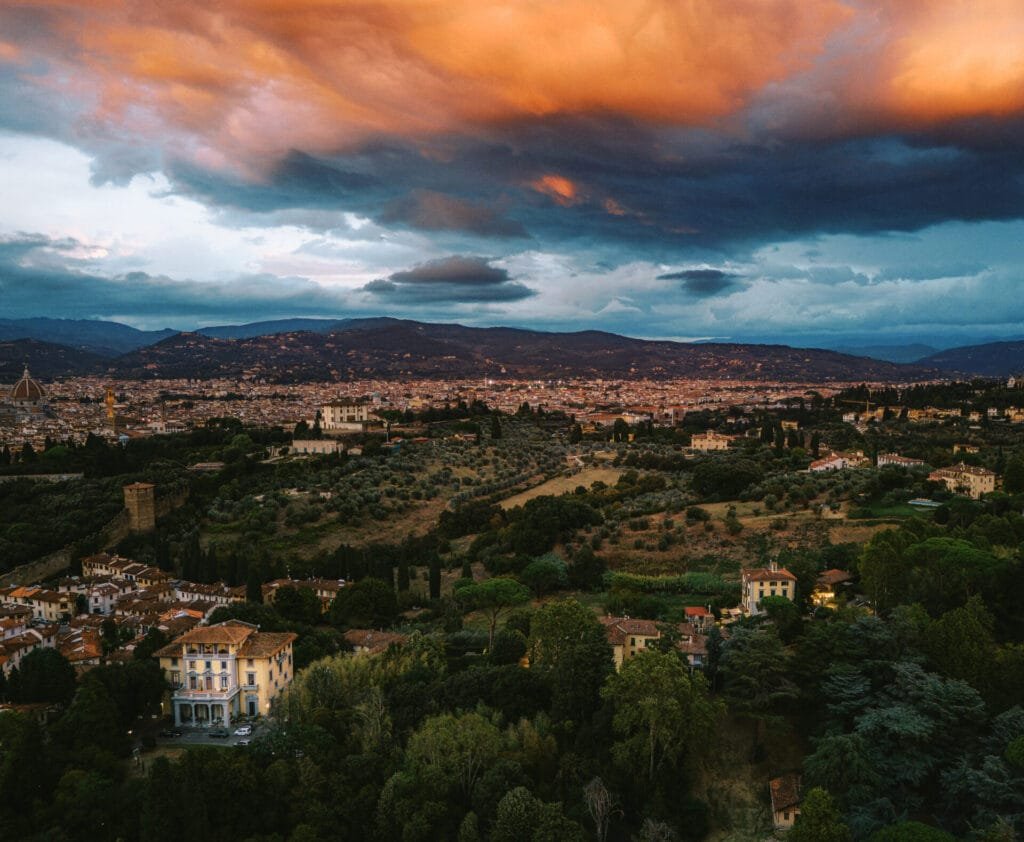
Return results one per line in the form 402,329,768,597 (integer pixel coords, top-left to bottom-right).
690,430,734,452
320,401,378,432
741,560,797,615
290,439,344,455
154,619,296,727
0,586,72,623
928,462,997,499
599,616,707,671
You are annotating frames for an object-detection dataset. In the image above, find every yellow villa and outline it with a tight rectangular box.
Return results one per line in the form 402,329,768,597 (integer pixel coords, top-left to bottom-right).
154,619,296,727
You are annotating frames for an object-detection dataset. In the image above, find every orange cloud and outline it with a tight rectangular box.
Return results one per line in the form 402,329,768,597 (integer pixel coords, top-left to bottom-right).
0,0,850,172
874,0,1024,121
3,0,1024,176
531,175,581,206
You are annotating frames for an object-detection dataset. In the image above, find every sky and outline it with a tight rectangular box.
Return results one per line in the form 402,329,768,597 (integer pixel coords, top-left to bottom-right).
2,1,1024,350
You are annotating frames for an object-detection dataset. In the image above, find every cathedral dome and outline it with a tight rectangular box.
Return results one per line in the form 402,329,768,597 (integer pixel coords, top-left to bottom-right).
10,366,45,403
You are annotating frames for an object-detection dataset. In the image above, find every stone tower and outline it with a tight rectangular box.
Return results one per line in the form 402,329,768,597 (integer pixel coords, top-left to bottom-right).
123,482,156,532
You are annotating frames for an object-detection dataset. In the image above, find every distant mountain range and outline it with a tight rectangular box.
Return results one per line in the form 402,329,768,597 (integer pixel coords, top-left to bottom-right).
916,341,1024,378
1,316,1021,382
835,344,939,364
0,318,175,356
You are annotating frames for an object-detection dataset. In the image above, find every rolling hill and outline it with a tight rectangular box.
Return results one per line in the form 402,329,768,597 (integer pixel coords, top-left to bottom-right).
109,319,940,382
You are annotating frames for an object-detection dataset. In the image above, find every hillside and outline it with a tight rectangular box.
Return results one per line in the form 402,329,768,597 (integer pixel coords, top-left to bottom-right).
0,338,106,380
917,340,1024,377
110,320,939,382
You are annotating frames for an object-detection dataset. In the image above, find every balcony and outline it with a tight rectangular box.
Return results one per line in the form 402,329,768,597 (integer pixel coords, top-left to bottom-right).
172,687,240,702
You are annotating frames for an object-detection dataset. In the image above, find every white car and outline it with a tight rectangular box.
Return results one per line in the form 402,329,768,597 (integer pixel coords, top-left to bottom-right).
233,725,253,737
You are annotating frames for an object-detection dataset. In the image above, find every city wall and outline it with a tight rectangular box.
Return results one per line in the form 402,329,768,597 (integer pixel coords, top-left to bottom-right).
0,486,190,588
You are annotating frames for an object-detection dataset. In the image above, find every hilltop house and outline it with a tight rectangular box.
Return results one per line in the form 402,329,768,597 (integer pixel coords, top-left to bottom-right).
154,619,296,727
741,561,797,615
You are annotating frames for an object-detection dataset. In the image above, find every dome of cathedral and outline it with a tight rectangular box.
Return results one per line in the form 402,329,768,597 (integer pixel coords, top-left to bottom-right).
10,366,45,403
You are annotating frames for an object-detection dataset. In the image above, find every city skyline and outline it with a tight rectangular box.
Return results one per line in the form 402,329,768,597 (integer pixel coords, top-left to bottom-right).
3,2,1024,348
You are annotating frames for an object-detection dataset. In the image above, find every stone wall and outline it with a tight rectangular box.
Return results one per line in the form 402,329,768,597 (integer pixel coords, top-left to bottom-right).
0,486,189,587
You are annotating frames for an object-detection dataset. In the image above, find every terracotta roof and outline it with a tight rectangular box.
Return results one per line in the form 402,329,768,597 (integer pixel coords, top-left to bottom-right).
769,774,802,812
174,620,256,645
677,634,708,656
600,616,661,645
343,629,406,653
742,566,797,582
684,606,711,617
237,632,297,657
817,569,852,587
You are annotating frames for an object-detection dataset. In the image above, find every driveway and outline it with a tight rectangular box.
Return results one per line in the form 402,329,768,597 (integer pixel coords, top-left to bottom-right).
156,721,262,748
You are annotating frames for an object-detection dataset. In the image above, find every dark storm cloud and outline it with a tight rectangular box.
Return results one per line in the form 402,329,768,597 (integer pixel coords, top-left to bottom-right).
361,256,535,303
657,268,743,296
160,113,1024,263
380,190,528,238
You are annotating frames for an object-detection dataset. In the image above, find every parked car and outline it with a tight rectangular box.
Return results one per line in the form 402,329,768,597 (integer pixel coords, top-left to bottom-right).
209,727,230,739
236,739,251,747
158,729,182,738
233,724,253,737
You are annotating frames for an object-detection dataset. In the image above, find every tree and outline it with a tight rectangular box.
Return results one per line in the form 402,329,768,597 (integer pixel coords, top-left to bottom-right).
528,599,613,727
569,424,583,444
924,596,996,692
520,556,568,599
869,822,955,841
429,555,442,600
568,545,606,591
133,627,169,661
719,626,798,759
491,787,586,842
275,585,321,626
690,458,762,499
490,414,503,440
787,788,851,842
330,577,399,628
246,565,264,603
454,578,530,650
761,595,803,643
54,675,130,756
583,777,615,842
11,647,76,705
405,711,505,800
601,650,720,781
1003,454,1024,494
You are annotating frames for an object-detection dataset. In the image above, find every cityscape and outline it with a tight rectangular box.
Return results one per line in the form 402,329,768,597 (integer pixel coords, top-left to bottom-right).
2,2,1024,842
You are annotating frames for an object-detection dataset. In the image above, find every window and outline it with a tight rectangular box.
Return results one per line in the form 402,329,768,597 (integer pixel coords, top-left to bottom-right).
171,657,178,666
246,672,256,687
189,675,198,690
247,659,254,667
220,675,229,690
205,661,212,670
171,671,180,687
220,661,227,670
783,812,789,821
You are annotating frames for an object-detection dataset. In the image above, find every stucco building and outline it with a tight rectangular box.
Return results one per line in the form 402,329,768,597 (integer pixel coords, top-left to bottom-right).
154,619,296,727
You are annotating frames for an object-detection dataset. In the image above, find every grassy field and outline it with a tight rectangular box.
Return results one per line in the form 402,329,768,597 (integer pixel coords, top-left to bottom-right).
499,467,623,509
